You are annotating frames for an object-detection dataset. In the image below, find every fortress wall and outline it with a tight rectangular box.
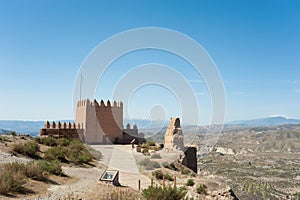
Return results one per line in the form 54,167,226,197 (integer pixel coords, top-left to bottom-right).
96,100,123,143
74,99,143,144
40,121,83,139
85,101,103,143
76,99,88,142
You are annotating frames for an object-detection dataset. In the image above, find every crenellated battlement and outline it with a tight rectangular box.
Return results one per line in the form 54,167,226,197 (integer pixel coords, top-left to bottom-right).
41,98,144,144
77,98,123,108
43,121,83,130
124,123,138,130
40,120,84,140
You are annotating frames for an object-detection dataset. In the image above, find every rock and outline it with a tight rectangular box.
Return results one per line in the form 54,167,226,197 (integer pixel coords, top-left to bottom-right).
209,186,239,200
215,147,235,155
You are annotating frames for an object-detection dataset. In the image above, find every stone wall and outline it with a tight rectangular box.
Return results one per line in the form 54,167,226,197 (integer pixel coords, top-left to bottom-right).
40,121,83,139
121,124,145,144
76,99,123,144
164,117,184,152
75,99,144,144
182,147,197,173
164,117,198,173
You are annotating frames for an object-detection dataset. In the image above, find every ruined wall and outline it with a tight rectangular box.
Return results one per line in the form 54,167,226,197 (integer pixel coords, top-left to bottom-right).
164,117,184,152
182,147,197,173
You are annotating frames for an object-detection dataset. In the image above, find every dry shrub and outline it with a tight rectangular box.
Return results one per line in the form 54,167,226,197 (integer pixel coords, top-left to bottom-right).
139,158,160,170
0,162,26,195
12,140,39,157
142,186,186,200
44,146,67,162
24,161,48,181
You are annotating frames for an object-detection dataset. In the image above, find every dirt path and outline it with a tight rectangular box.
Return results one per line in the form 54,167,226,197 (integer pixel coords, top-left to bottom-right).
37,166,104,200
0,144,149,199
92,145,151,190
39,145,150,199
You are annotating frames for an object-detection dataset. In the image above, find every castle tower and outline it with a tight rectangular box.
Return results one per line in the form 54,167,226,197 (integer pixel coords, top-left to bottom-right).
76,98,123,144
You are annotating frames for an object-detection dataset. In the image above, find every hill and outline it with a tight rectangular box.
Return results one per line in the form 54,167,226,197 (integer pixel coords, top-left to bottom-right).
227,116,300,127
0,120,45,136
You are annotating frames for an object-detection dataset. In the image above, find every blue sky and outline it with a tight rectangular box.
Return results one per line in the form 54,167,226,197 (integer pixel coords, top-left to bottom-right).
0,0,299,124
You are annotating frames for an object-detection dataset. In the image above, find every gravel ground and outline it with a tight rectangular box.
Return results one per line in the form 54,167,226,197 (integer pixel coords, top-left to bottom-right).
36,166,105,200
0,149,28,164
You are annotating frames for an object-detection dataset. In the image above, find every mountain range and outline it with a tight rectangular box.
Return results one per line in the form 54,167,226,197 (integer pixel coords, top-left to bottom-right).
0,116,299,137
226,116,300,127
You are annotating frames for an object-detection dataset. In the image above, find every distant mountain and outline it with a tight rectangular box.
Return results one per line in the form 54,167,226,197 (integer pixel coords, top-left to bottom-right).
3,116,297,138
227,116,300,127
0,120,74,137
0,129,10,134
0,120,45,137
123,118,194,130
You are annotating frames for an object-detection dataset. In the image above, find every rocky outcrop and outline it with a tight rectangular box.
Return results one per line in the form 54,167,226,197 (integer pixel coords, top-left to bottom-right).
164,117,184,152
208,186,239,200
186,185,239,200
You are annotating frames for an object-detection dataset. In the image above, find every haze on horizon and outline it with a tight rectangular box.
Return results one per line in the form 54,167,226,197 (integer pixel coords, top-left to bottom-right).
0,1,299,125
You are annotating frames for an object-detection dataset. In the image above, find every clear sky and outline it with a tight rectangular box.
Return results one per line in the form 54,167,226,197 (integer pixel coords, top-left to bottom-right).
0,0,299,124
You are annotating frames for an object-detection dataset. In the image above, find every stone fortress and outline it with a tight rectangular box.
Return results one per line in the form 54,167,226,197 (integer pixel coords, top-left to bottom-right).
40,99,145,144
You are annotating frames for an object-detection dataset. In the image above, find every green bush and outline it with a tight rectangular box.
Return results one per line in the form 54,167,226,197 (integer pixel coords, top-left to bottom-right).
24,141,39,155
139,158,160,170
196,184,207,194
151,153,161,159
56,138,70,146
141,141,156,149
152,170,174,181
40,137,57,146
12,140,39,157
39,160,63,175
152,170,164,180
185,179,195,186
164,173,174,181
9,131,17,136
66,140,93,164
42,139,93,165
162,162,177,171
178,186,187,191
142,186,186,200
181,168,190,175
146,141,156,146
78,154,93,163
142,148,149,154
162,161,169,168
44,146,67,162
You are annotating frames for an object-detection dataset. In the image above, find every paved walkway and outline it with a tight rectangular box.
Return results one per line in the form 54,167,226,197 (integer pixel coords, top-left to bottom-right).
91,145,151,190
